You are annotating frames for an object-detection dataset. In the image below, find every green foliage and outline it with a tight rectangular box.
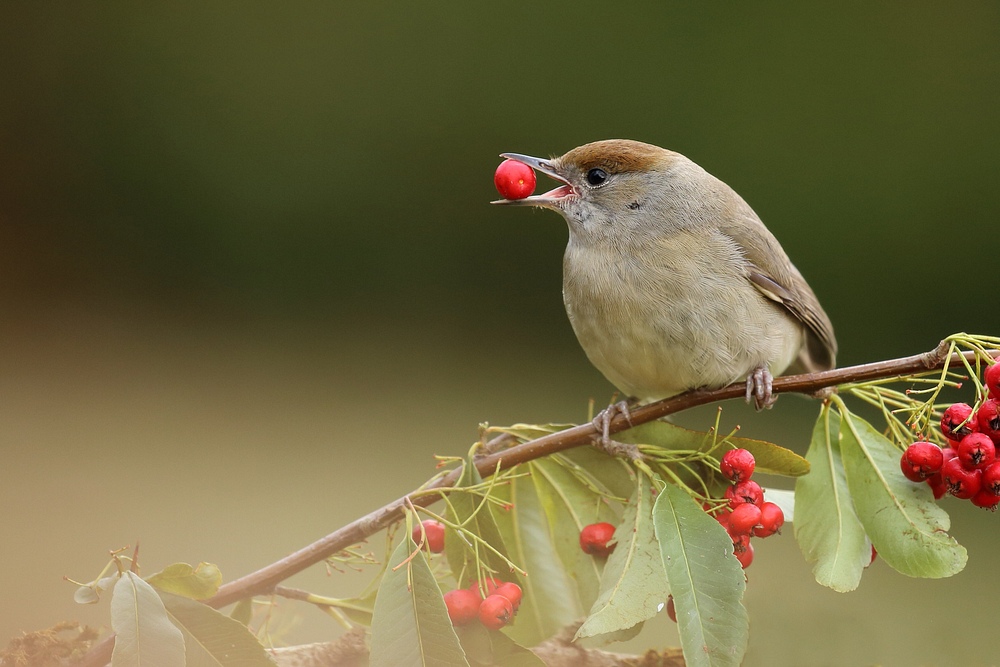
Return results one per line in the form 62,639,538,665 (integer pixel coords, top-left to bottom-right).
619,419,809,480
110,571,186,667
490,463,583,646
229,598,253,626
576,471,667,641
837,404,967,578
159,592,277,666
529,458,612,610
794,405,870,592
73,574,118,605
67,354,1000,667
370,535,470,667
795,401,968,588
456,624,546,667
653,482,749,667
148,562,223,600
444,459,513,585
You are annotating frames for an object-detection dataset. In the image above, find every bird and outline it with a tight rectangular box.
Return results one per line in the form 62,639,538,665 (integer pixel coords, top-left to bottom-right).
492,139,836,440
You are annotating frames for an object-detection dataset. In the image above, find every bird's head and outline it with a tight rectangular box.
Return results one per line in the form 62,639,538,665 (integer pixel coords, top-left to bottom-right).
492,139,698,241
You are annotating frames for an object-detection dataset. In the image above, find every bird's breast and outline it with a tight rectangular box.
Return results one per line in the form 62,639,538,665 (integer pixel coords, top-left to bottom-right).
561,230,802,401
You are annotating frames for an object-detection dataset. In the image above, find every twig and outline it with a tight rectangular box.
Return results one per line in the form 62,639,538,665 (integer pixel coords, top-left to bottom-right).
265,623,686,667
71,343,991,667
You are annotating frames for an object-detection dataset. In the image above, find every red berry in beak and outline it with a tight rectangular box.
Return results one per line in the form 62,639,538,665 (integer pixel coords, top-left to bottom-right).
494,159,536,200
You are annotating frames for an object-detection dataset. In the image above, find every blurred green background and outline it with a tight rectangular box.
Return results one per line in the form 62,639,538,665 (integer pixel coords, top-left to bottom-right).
2,2,999,665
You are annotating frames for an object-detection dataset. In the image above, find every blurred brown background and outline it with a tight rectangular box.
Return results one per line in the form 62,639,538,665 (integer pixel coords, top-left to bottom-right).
2,3,998,665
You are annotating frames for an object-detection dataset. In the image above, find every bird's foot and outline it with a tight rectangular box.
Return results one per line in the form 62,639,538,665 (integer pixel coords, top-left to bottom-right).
591,400,643,461
745,366,777,411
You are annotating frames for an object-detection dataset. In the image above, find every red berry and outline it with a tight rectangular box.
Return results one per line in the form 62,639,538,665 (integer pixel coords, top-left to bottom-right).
941,457,982,499
579,522,617,557
469,577,503,601
726,480,763,508
984,363,1000,401
981,461,1000,495
900,456,927,483
869,545,878,566
902,441,945,479
479,594,514,630
412,520,446,553
941,403,977,441
443,588,481,626
926,472,948,499
494,159,536,200
714,508,732,531
735,540,754,568
493,582,523,610
728,503,762,536
976,399,1000,442
971,488,1000,510
754,501,784,538
957,432,996,470
720,448,756,483
666,595,677,623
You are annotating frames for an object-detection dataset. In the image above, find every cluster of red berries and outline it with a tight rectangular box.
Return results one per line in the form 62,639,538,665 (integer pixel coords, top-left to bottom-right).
443,577,524,631
900,363,1000,510
708,449,785,569
411,520,524,631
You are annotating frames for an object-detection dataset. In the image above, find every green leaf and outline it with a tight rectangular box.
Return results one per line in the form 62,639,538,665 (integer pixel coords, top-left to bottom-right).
530,458,616,611
576,471,668,640
111,571,186,667
457,623,546,667
490,469,581,646
74,575,118,604
230,598,253,626
653,482,748,667
555,447,636,501
444,459,512,585
369,536,470,667
794,406,870,591
620,420,809,477
148,562,223,600
838,406,967,578
159,591,277,666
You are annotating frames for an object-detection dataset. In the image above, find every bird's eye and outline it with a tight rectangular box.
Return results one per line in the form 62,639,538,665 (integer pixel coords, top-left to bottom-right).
585,168,608,186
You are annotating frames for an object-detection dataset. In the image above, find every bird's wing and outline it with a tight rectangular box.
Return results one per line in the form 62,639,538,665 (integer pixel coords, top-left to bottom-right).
720,207,838,372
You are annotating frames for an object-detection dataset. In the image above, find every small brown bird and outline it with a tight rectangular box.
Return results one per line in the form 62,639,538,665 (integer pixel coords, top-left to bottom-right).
493,139,836,428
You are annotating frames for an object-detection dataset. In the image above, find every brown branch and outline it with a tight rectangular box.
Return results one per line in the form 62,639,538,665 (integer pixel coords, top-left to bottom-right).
73,342,985,667
266,624,686,667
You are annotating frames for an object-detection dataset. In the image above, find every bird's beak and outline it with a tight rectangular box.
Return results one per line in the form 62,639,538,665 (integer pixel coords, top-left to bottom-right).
491,153,576,207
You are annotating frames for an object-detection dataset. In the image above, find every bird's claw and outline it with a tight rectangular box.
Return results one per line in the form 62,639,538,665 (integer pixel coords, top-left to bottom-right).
591,400,643,461
745,366,776,411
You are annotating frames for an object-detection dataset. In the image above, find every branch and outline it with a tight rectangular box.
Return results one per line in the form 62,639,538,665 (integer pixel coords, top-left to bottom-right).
266,625,686,667
73,341,980,667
